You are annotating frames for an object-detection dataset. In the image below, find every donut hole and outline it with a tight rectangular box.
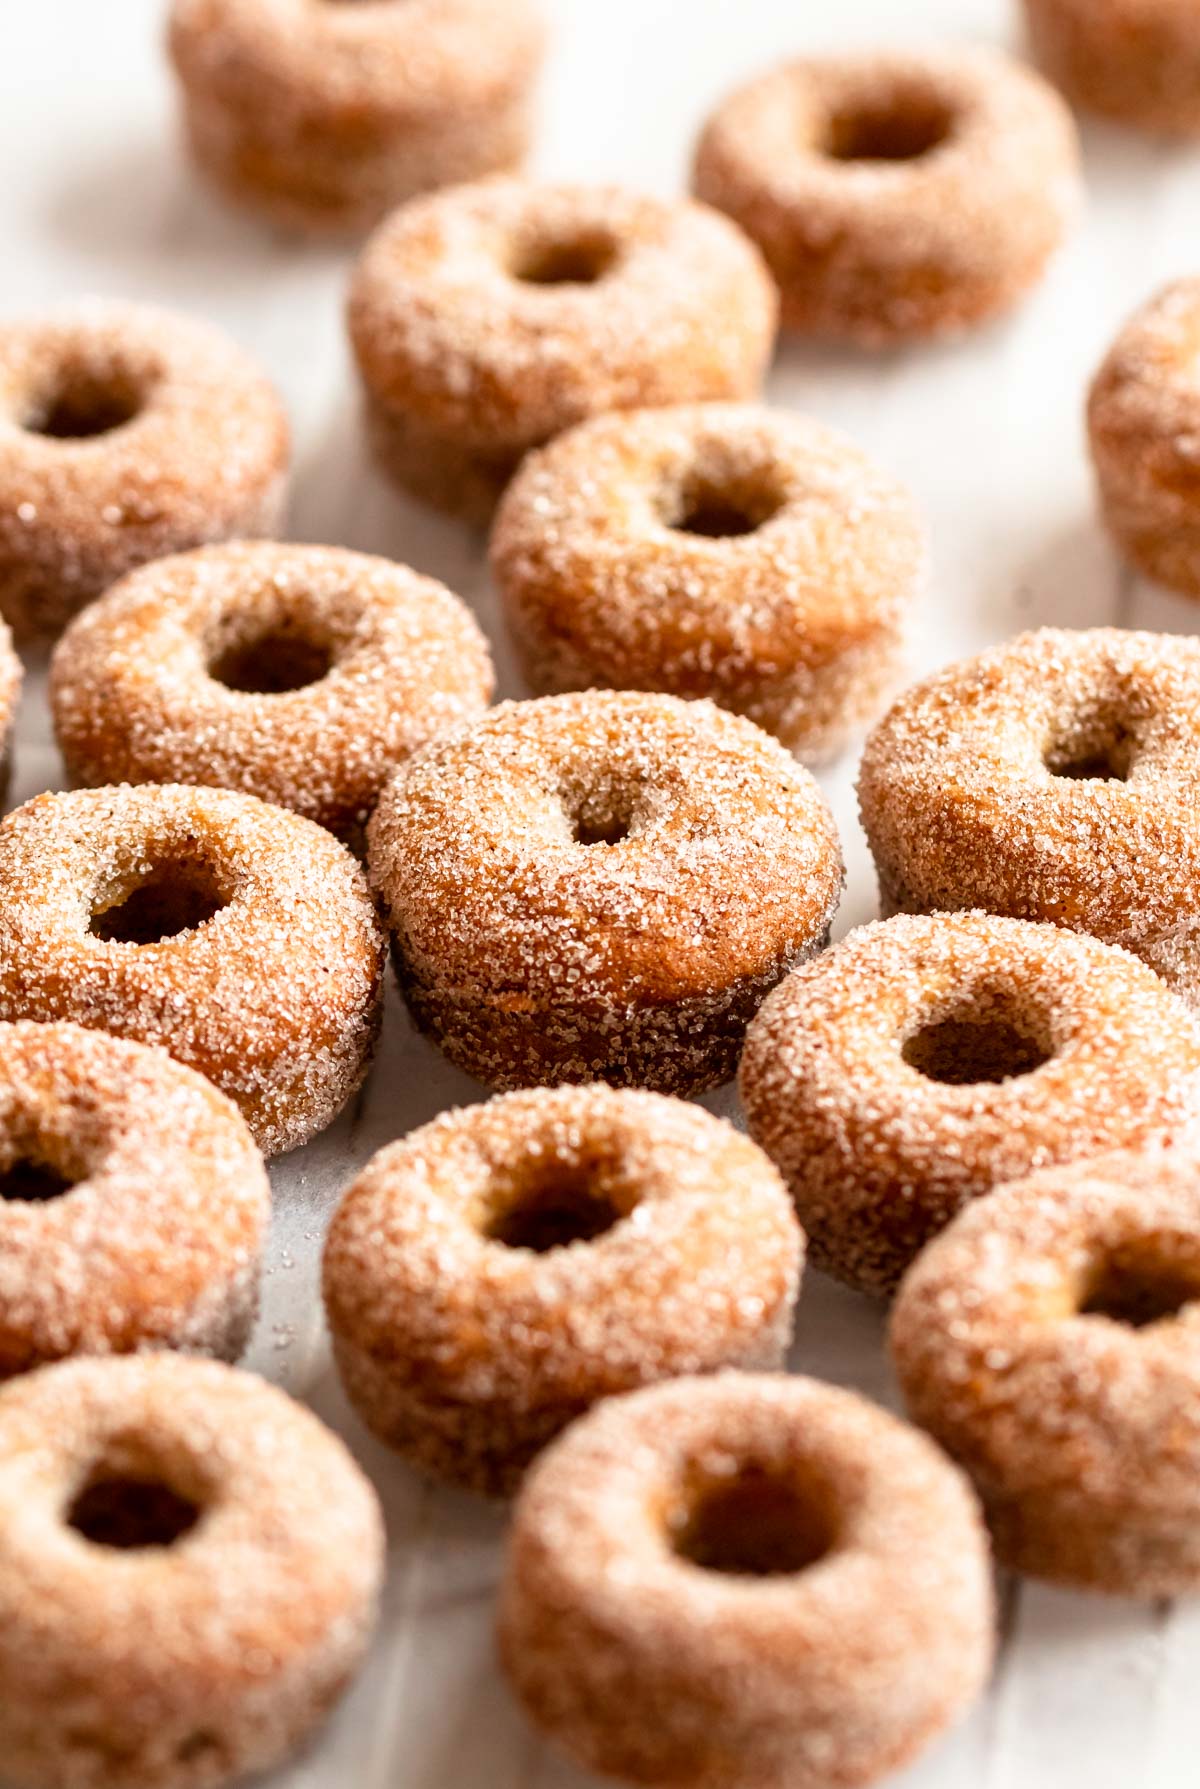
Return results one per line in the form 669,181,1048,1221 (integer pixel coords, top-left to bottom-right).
673,1465,837,1577
90,858,227,946
483,1161,631,1253
825,92,955,163
0,1156,75,1203
1044,712,1137,783
562,779,641,848
210,627,334,696
902,990,1054,1086
68,1457,203,1551
511,230,619,288
1079,1247,1200,1330
25,367,143,441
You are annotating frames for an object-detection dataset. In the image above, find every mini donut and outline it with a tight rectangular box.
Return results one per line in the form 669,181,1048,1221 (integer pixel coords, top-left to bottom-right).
0,784,385,1156
367,691,842,1095
0,1352,383,1789
50,541,495,844
498,1372,995,1789
0,301,289,641
858,627,1200,1006
692,46,1080,345
1088,280,1200,598
1023,0,1200,136
893,1146,1200,1595
739,911,1200,1296
168,0,546,235
324,1085,803,1496
347,178,779,522
0,1021,269,1380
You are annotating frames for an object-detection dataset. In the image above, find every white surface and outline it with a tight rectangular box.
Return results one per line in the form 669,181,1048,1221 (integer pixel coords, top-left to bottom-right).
3,1,1200,1785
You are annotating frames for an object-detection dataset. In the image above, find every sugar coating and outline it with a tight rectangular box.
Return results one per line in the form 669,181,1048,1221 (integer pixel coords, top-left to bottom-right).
491,402,925,762
893,1144,1200,1594
324,1085,804,1496
0,300,289,640
1024,0,1200,136
50,540,494,844
0,1353,383,1789
1089,281,1200,598
739,910,1200,1296
169,0,545,235
0,784,385,1156
367,690,843,1094
858,627,1200,1006
693,46,1080,345
499,1372,995,1789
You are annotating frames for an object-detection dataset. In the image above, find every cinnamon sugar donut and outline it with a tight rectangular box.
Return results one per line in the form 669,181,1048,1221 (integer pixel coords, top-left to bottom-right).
858,628,1200,1006
347,179,779,522
0,1022,269,1380
0,1353,383,1789
0,301,289,640
739,911,1200,1296
692,46,1080,345
498,1373,995,1789
0,784,384,1156
324,1086,803,1496
491,404,924,761
169,0,545,235
893,1146,1200,1594
367,691,842,1094
1023,0,1200,136
1088,281,1200,598
50,541,494,844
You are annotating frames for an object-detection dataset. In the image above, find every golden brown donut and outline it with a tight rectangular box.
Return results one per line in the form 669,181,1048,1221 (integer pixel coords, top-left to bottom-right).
367,691,842,1095
0,301,289,641
168,0,546,235
692,46,1080,345
858,627,1200,1006
1088,281,1200,598
893,1145,1200,1594
498,1372,995,1789
1023,0,1200,136
324,1085,803,1496
0,1021,269,1380
0,784,385,1156
347,178,779,522
50,541,495,844
0,1353,383,1789
739,911,1200,1296
491,403,924,762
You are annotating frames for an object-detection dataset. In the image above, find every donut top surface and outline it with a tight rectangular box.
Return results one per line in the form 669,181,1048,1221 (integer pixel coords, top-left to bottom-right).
1089,279,1200,474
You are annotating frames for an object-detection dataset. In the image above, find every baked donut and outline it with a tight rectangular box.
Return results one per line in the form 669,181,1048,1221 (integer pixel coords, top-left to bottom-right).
0,1021,269,1380
1023,0,1200,136
498,1372,995,1789
491,403,924,761
1089,281,1200,598
893,1146,1200,1594
50,541,495,845
692,46,1080,345
0,301,288,641
0,784,385,1156
739,910,1200,1296
347,178,779,522
0,1352,383,1789
858,627,1200,1006
324,1085,803,1496
367,691,842,1094
168,0,546,235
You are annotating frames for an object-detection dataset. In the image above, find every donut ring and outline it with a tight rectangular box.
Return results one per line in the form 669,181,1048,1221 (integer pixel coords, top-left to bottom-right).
0,1022,269,1380
0,784,385,1156
0,301,289,641
858,627,1200,1006
367,691,842,1095
347,178,779,522
692,46,1080,345
324,1086,803,1496
893,1146,1200,1594
498,1372,995,1789
1023,0,1200,136
491,403,924,761
50,541,495,844
0,1353,383,1789
1088,281,1200,599
168,0,546,235
739,911,1200,1296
